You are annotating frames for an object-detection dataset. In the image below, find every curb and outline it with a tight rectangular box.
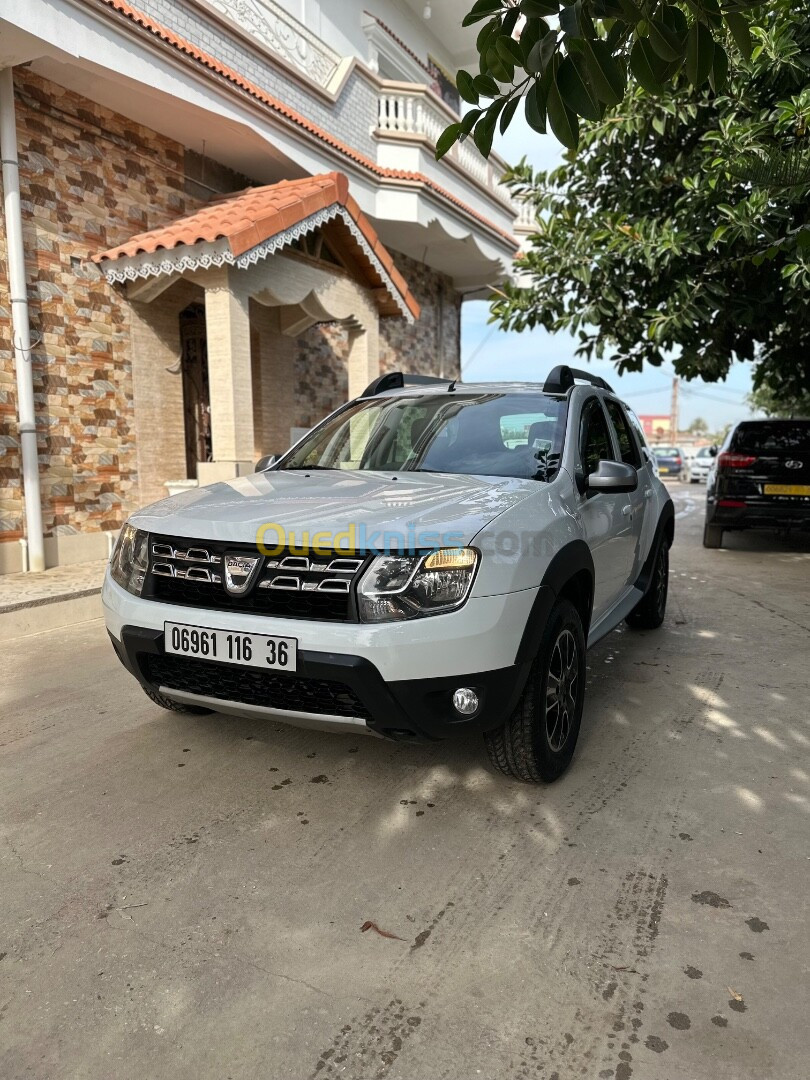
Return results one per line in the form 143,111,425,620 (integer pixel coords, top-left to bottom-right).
1,589,103,638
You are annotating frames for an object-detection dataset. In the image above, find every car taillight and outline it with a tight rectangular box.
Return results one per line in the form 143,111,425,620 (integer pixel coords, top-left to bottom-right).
674,457,682,465
717,452,756,469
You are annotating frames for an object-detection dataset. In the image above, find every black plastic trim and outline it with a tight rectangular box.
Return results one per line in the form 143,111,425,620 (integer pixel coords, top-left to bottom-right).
633,499,675,596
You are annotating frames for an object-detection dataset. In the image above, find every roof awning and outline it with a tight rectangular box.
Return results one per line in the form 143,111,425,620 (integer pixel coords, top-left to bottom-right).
92,172,419,320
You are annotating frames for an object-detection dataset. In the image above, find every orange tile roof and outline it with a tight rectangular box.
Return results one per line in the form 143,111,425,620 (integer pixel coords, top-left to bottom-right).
96,0,518,251
93,172,420,320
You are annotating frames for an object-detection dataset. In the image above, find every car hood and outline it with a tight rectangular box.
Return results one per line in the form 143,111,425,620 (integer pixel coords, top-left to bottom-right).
130,469,538,550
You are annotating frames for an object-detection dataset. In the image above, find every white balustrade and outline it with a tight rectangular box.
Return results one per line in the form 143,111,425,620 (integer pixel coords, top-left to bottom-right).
377,85,515,209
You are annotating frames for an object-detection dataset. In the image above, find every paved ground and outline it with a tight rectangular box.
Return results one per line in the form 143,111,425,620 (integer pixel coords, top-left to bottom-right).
3,485,809,1080
0,559,106,613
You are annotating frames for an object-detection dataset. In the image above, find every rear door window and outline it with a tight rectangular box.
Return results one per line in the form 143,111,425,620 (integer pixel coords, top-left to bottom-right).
605,400,642,468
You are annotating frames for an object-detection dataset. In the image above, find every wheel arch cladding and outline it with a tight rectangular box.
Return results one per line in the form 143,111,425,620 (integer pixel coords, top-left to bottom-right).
515,540,594,665
634,500,675,596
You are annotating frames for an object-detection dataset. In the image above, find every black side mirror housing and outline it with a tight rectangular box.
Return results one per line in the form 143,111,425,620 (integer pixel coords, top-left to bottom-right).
255,454,279,472
709,444,718,457
587,459,638,494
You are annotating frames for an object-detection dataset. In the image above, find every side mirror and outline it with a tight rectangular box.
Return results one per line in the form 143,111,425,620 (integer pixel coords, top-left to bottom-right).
255,454,279,472
587,460,638,494
709,445,718,458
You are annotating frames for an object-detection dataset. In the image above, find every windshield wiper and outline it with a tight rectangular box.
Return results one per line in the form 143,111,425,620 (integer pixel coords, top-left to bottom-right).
280,464,334,471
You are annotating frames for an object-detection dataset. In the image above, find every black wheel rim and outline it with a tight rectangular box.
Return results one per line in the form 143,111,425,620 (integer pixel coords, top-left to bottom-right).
655,544,668,616
545,628,579,753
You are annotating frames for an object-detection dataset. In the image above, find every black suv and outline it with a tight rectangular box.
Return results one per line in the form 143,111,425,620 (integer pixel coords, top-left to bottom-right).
704,419,810,547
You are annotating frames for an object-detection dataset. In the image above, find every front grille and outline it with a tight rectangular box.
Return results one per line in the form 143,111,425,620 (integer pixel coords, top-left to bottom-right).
143,654,370,720
144,534,369,621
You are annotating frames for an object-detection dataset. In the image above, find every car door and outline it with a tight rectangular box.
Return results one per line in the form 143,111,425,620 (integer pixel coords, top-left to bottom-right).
604,398,648,584
576,397,636,622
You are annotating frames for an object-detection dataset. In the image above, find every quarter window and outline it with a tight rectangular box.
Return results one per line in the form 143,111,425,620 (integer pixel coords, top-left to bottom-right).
580,400,614,476
605,399,641,468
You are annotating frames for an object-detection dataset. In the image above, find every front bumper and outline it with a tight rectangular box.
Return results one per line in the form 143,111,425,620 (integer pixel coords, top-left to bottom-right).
103,573,542,740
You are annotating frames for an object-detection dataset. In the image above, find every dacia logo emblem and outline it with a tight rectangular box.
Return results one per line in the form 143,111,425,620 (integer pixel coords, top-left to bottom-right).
223,554,261,595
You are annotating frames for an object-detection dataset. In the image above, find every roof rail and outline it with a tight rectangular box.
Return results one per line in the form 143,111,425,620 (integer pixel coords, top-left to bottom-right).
543,364,614,394
360,371,454,398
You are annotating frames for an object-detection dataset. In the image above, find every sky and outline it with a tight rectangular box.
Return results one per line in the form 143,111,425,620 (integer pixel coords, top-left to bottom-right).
459,115,756,432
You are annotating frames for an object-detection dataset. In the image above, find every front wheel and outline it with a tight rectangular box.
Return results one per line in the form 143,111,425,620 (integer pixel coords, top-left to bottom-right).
484,598,585,783
626,539,669,630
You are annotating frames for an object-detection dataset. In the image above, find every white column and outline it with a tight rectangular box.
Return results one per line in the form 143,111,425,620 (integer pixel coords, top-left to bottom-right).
0,67,44,571
199,270,255,482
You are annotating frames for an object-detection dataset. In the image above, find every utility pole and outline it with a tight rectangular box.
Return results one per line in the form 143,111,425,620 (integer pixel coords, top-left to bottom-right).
670,376,679,441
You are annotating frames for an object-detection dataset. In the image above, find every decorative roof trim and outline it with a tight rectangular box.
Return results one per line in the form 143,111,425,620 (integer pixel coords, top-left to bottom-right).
99,204,415,322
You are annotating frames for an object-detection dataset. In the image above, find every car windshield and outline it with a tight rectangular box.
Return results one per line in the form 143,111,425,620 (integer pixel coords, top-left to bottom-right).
278,392,567,481
731,421,810,452
654,446,678,457
696,447,712,459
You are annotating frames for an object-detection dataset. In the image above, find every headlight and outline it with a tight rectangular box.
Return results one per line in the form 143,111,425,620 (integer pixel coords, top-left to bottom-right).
358,547,479,623
110,523,149,596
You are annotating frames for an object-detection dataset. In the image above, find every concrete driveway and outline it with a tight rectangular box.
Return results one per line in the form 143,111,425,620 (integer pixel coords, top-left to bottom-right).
2,486,809,1080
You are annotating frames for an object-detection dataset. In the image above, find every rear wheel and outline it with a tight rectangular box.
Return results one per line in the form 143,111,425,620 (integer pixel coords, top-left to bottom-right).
626,539,669,630
484,598,585,783
142,685,212,714
703,522,723,549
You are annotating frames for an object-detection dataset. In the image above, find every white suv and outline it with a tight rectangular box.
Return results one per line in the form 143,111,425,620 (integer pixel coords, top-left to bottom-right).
103,367,673,783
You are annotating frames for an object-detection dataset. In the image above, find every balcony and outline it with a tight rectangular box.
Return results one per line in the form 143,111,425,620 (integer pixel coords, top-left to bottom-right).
376,83,515,212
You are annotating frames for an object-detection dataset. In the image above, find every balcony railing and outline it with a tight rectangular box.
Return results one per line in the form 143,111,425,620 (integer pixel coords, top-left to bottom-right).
376,84,515,210
514,199,537,233
198,0,342,89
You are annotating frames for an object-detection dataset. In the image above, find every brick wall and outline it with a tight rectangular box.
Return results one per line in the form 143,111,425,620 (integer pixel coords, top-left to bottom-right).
0,70,199,544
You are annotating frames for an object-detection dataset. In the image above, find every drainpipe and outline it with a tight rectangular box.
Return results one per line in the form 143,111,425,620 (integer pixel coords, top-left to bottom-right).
1,67,44,572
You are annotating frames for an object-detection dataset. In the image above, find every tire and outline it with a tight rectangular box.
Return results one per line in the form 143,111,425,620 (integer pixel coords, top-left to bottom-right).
703,522,723,549
142,685,212,714
484,598,585,783
626,539,669,630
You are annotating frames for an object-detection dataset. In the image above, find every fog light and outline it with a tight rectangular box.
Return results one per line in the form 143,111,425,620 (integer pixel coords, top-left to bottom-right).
452,687,479,716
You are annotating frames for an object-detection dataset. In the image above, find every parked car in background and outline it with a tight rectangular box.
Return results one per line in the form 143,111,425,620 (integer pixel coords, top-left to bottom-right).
652,445,686,479
687,446,714,483
704,419,810,547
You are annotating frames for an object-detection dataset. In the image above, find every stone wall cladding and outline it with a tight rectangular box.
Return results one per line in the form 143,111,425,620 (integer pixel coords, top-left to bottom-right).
133,0,379,159
379,251,461,382
290,250,461,434
0,70,197,541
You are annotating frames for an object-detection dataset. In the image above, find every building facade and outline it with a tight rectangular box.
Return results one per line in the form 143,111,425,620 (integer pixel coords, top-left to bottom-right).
0,0,520,574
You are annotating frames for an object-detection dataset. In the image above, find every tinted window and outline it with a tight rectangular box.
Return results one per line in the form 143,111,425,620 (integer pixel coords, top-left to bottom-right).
625,407,650,454
580,399,613,475
280,392,568,481
731,421,810,453
605,399,641,467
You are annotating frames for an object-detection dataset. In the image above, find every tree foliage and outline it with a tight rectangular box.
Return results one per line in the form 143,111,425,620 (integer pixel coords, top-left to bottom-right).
437,0,765,156
489,2,810,397
747,383,810,417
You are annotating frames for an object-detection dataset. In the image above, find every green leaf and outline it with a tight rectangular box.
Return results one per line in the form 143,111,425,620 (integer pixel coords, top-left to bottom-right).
709,42,728,93
435,123,462,161
520,0,559,15
661,4,687,39
461,108,483,135
582,38,625,105
496,34,524,67
486,45,513,82
457,70,480,105
473,72,501,96
685,22,715,87
725,11,752,62
499,96,521,134
524,69,551,133
548,60,580,148
477,17,500,53
630,38,665,96
462,0,504,28
648,18,684,63
526,28,558,74
559,1,583,38
473,115,496,157
557,54,602,121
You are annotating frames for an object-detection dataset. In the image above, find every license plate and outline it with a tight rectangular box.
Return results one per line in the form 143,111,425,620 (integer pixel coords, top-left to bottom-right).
763,484,810,497
164,622,297,671
658,466,669,474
